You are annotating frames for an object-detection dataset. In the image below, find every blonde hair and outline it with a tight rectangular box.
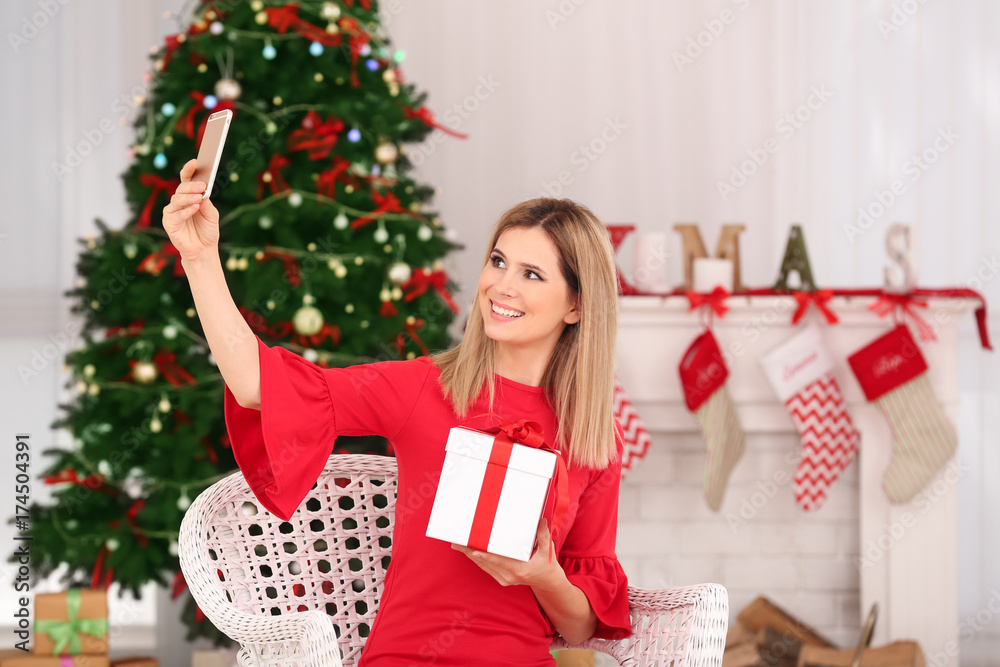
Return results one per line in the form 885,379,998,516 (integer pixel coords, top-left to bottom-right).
434,198,619,469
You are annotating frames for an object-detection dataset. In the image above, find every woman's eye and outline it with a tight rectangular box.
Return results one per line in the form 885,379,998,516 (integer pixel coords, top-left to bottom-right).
525,270,540,280
490,255,506,268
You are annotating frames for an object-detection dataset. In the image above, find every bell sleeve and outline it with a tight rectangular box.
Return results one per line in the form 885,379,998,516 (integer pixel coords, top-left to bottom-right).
558,425,631,641
224,335,432,521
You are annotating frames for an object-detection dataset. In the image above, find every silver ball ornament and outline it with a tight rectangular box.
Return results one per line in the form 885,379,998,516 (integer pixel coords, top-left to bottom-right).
293,306,325,336
214,77,242,101
388,262,412,285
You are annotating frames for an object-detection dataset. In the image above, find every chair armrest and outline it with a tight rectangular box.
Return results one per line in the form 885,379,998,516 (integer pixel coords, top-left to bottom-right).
220,606,342,667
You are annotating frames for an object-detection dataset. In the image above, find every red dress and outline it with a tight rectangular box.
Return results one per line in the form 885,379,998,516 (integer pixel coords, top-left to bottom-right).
224,336,631,666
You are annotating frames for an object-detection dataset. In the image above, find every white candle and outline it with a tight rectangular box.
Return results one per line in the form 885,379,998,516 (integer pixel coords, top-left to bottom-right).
633,231,670,292
693,257,734,292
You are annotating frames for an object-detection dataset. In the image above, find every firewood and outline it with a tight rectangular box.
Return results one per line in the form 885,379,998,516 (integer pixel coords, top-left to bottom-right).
756,626,803,667
727,621,756,647
737,597,835,648
797,641,926,667
723,643,766,667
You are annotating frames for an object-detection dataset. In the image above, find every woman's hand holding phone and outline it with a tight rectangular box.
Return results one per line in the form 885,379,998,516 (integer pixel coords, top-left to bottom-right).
162,158,221,264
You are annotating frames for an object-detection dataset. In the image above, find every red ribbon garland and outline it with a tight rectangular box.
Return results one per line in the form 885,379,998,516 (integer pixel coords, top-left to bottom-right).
256,243,302,286
256,153,292,200
401,268,459,313
171,571,206,623
138,241,185,277
403,106,469,139
136,174,180,229
288,111,345,160
868,292,935,342
351,190,419,229
686,285,730,318
91,544,113,591
316,157,355,199
127,499,148,547
792,289,839,325
43,469,117,496
461,415,570,563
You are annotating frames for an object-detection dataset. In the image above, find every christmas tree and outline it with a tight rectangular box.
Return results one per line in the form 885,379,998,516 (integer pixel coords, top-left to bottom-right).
25,0,460,643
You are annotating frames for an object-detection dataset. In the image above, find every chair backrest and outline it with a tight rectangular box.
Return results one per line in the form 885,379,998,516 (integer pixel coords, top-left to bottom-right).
187,454,398,667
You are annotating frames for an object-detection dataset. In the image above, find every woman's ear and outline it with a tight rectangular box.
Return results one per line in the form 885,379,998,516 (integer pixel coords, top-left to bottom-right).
564,300,581,325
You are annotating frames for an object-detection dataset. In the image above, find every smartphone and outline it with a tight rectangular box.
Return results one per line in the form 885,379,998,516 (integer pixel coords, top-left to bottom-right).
192,109,233,199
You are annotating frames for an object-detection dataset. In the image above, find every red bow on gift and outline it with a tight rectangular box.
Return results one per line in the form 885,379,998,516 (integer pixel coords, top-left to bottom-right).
288,111,345,160
461,415,570,563
403,106,469,139
686,285,730,318
402,268,459,313
868,292,935,341
792,289,839,325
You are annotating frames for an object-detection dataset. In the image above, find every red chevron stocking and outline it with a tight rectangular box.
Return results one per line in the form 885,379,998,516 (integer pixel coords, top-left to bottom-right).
613,376,652,479
761,325,859,511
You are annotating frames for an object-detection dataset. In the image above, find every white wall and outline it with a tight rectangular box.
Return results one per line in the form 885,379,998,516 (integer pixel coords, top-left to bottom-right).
1,0,997,662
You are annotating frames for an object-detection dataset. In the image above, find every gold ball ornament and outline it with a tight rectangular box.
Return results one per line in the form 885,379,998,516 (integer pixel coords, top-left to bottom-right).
149,417,162,433
375,142,398,164
293,306,325,336
214,77,242,101
132,361,158,384
321,2,341,19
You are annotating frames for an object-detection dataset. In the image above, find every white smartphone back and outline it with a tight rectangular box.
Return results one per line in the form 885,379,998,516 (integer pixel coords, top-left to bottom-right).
192,109,233,199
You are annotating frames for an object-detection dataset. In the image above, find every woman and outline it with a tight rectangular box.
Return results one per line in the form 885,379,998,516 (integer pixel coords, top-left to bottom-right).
163,158,630,665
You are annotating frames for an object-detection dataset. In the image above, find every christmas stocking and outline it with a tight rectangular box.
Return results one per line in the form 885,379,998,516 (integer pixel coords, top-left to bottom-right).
613,376,652,479
848,325,958,504
760,325,860,511
679,330,745,511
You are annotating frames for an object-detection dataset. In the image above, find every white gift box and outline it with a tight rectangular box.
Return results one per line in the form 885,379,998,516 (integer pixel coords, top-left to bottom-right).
425,426,557,561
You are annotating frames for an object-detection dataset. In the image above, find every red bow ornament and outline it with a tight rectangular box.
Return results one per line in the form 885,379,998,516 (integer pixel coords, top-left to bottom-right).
316,157,356,200
351,190,420,229
136,174,180,229
686,285,731,318
868,292,935,341
402,268,459,313
403,106,469,139
138,241,185,277
288,111,345,160
256,153,292,200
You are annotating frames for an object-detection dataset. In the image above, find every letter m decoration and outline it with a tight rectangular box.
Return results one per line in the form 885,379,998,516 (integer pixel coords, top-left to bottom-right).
674,223,746,291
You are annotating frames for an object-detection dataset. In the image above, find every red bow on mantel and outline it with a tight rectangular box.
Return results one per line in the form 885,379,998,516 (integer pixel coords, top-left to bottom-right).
402,268,459,313
460,414,569,563
402,106,469,139
686,285,731,318
792,289,839,325
868,292,936,342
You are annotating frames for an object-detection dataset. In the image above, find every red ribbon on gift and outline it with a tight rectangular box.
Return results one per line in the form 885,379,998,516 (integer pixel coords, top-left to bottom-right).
686,285,730,318
461,416,570,562
257,243,301,286
136,174,180,229
138,241,185,277
350,190,419,229
402,268,459,313
792,289,839,325
256,153,292,201
403,106,469,139
288,111,345,160
868,292,936,342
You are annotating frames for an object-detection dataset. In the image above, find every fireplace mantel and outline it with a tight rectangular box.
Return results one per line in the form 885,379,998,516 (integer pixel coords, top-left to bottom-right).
615,294,980,665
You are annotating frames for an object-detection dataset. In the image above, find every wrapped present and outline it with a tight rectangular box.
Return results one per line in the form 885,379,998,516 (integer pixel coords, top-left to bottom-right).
109,659,157,667
33,589,108,656
0,656,110,667
425,423,566,561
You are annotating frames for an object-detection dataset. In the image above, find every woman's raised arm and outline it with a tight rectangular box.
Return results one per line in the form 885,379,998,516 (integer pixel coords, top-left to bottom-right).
163,159,261,409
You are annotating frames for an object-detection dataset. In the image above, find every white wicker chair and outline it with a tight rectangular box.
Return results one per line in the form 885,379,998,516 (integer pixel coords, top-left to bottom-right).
179,454,728,666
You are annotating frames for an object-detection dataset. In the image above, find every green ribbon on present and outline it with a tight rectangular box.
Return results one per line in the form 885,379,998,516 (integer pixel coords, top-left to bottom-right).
35,589,109,655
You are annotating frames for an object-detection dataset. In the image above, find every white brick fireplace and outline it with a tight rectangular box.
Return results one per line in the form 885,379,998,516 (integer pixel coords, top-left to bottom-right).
614,294,980,663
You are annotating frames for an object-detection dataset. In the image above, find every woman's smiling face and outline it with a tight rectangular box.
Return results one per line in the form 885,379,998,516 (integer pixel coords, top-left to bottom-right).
477,226,580,354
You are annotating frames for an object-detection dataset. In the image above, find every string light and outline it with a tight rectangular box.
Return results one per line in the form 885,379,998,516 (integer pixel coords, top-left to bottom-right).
153,153,168,169
161,102,176,116
262,41,277,60
309,41,324,56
